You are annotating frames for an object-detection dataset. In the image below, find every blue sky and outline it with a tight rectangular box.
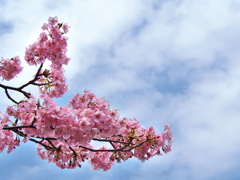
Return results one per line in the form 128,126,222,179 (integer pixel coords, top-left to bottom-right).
1,0,240,179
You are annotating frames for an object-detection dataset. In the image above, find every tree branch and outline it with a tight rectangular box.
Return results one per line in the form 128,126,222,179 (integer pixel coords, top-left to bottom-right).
77,138,146,153
69,146,78,157
29,138,54,151
3,122,148,154
4,88,19,104
19,63,43,89
3,125,36,130
0,63,45,103
92,138,128,144
47,139,58,150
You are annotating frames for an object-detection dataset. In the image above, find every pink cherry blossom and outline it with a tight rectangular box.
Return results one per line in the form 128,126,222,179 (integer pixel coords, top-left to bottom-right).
25,16,70,68
48,16,58,26
37,66,68,98
0,112,20,153
0,17,173,171
0,56,23,81
62,23,70,33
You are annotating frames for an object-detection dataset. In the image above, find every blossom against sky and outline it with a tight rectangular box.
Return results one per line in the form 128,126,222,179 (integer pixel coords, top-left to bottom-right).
0,0,240,180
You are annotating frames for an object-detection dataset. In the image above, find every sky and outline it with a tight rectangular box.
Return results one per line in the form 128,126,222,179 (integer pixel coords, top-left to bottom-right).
0,0,240,179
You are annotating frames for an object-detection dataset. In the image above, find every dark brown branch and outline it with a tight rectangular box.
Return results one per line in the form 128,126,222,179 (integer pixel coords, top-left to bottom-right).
14,119,19,125
39,137,57,141
19,63,43,89
31,119,36,127
0,63,44,103
92,138,128,144
3,121,148,154
31,82,52,86
78,140,147,153
47,139,58,150
4,89,19,104
22,91,31,98
69,146,78,157
4,116,36,130
3,125,36,130
78,138,136,152
8,127,53,150
110,141,116,149
29,138,53,151
0,82,30,99
123,141,146,151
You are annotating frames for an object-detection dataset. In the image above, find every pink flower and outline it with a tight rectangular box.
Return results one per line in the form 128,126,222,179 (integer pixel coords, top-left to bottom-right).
62,23,70,33
0,17,173,171
0,56,23,80
48,16,58,25
89,146,114,171
25,16,70,68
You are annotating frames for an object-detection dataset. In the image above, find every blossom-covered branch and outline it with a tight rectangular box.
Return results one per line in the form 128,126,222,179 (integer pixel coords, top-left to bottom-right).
0,16,173,171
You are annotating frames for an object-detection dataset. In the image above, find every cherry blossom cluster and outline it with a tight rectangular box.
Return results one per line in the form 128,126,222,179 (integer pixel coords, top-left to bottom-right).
0,17,173,171
2,90,172,170
25,16,70,68
37,66,68,97
0,56,23,81
24,16,70,97
0,111,20,153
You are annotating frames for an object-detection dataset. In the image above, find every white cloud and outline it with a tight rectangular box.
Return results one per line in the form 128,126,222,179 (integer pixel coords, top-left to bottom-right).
9,166,42,180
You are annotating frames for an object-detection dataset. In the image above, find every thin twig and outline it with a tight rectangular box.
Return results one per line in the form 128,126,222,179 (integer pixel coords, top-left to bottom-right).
29,138,53,150
47,139,58,150
78,138,137,152
31,82,52,86
69,146,78,157
4,89,19,104
92,138,128,144
0,63,44,103
9,128,53,150
3,125,36,130
19,63,43,89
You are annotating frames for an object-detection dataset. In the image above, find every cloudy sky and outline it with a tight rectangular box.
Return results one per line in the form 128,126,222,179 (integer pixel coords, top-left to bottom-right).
1,0,240,179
